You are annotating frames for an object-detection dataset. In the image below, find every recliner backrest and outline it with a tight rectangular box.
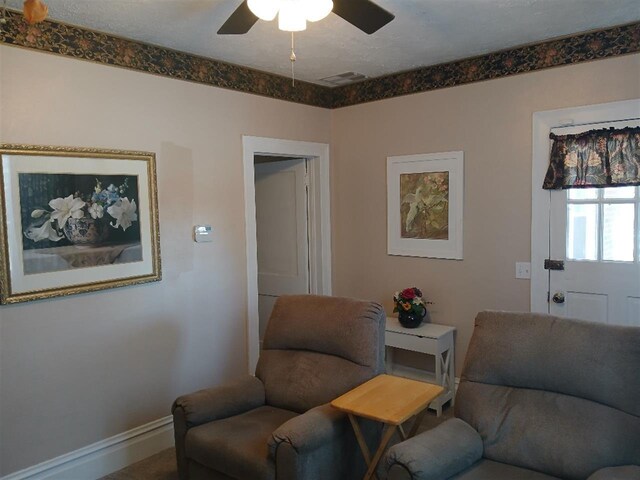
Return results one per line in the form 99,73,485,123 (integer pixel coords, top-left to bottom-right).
455,311,640,480
256,295,385,413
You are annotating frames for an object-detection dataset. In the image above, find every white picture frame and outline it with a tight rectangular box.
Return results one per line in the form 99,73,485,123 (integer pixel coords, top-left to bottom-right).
387,151,464,259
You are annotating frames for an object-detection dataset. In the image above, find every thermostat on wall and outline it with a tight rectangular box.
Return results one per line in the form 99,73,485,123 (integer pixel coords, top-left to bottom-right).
194,225,213,243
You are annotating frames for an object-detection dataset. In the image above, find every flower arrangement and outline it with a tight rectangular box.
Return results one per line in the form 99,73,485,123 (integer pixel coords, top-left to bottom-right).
24,178,138,243
393,287,431,317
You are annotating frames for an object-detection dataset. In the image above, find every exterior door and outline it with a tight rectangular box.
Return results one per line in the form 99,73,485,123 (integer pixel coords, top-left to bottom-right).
548,121,640,326
255,158,310,340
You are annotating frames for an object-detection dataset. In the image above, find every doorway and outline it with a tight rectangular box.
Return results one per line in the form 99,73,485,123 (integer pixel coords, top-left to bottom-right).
255,156,310,343
243,136,331,373
531,99,640,325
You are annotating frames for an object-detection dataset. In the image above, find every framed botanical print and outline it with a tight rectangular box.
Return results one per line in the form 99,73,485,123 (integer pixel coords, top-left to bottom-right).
387,151,463,259
0,144,161,304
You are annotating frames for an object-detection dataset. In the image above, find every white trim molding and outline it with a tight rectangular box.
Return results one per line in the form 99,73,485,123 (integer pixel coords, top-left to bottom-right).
531,99,640,313
2,416,174,480
242,136,332,374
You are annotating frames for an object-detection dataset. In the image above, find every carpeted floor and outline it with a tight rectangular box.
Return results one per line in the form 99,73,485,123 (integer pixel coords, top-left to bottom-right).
100,405,453,480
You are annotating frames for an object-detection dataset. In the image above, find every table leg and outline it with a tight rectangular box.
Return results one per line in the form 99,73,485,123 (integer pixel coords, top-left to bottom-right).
448,347,456,408
348,414,372,466
398,423,408,441
385,346,394,374
408,408,429,438
363,424,396,480
434,351,443,417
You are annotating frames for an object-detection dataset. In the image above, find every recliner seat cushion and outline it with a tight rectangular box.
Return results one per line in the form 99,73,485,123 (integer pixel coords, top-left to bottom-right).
185,405,298,480
450,459,561,480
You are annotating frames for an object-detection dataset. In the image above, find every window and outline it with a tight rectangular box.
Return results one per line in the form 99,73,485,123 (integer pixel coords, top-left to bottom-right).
566,187,639,262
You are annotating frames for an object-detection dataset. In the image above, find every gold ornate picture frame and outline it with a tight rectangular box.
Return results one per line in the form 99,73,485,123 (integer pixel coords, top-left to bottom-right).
0,144,161,304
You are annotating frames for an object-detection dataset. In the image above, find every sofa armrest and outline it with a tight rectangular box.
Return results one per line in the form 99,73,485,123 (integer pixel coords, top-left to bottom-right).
172,375,265,428
269,403,378,480
587,466,640,480
385,418,483,480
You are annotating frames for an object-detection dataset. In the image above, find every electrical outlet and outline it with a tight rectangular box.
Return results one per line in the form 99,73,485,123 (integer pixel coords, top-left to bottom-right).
516,262,531,279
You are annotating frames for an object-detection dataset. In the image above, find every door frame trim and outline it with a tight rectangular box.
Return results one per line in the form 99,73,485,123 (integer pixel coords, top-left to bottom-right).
243,136,332,373
531,99,640,313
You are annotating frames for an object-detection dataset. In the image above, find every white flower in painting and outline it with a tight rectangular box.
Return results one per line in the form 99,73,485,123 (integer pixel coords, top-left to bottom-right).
30,209,47,218
107,198,137,231
49,195,86,228
24,219,63,242
88,203,104,219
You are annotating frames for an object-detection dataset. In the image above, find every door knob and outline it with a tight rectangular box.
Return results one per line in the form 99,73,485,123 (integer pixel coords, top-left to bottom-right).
552,292,565,304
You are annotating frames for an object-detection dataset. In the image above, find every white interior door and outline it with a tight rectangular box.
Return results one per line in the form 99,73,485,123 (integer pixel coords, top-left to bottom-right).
548,121,640,326
255,158,310,339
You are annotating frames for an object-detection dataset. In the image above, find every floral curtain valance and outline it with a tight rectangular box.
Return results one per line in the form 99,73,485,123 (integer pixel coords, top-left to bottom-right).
542,126,640,190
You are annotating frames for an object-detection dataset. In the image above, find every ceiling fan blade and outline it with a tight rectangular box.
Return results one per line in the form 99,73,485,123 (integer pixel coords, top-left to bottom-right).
217,1,259,35
332,0,394,34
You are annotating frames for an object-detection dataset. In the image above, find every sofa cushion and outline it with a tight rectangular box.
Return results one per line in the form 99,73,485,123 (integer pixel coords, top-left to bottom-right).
185,405,298,480
450,459,561,480
456,381,640,480
260,295,385,369
456,311,640,480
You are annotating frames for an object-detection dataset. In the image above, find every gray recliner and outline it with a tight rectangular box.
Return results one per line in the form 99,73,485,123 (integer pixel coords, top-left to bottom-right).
172,294,385,480
385,311,640,480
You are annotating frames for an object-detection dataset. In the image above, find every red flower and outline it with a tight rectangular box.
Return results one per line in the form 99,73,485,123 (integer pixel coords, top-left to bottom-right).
401,287,416,299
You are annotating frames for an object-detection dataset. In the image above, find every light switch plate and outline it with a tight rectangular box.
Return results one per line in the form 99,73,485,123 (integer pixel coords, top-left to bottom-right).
194,225,213,243
516,262,531,279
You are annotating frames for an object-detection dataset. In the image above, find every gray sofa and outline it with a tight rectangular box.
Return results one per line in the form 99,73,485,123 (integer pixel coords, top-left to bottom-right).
172,294,385,480
385,311,640,480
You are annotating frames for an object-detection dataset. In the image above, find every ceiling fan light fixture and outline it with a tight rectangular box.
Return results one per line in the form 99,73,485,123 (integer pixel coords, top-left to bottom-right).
278,0,306,32
247,0,279,21
304,0,333,22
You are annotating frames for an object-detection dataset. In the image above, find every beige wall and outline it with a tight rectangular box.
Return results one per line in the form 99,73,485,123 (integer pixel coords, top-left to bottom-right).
1,41,638,476
330,54,640,376
0,45,330,475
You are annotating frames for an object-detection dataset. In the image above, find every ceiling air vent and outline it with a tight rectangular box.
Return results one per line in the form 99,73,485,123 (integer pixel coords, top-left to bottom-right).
320,72,367,86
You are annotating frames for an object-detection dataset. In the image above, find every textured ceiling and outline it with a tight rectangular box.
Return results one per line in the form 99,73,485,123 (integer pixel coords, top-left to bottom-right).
6,0,640,85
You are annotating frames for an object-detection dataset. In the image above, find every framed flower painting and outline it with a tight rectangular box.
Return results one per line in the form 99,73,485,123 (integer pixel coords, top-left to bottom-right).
387,151,463,259
0,144,161,304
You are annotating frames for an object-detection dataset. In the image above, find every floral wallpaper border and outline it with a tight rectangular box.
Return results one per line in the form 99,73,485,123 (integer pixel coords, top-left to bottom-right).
0,9,638,109
332,22,640,108
0,9,333,108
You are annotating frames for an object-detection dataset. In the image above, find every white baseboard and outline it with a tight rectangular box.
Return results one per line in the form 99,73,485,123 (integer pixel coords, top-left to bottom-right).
2,416,174,480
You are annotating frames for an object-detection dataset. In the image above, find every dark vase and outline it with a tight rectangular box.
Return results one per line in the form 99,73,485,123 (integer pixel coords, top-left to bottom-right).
398,309,426,328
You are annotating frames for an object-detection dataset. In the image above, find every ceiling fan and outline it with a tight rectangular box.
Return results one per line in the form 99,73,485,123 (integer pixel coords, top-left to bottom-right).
218,0,395,35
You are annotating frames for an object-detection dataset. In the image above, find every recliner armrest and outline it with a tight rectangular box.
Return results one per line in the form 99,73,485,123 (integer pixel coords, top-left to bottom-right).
269,403,347,455
172,375,265,428
587,466,640,480
385,418,483,480
269,403,376,480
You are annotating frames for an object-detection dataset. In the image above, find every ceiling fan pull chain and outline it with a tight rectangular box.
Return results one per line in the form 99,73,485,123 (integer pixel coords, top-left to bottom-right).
290,32,296,86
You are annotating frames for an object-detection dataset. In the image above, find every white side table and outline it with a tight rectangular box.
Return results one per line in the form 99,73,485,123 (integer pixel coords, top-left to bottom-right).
385,317,456,416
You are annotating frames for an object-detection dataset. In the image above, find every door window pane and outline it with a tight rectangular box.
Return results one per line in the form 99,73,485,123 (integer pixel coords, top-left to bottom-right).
602,204,635,261
569,189,598,200
567,204,598,261
603,186,636,199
